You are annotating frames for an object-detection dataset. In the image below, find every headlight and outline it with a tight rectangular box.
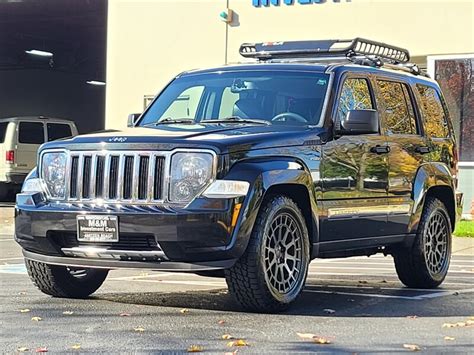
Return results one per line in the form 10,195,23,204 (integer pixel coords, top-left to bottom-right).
169,152,214,203
41,151,67,199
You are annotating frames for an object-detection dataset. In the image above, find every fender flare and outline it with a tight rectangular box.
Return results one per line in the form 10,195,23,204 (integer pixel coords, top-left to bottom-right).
409,162,456,234
223,157,319,258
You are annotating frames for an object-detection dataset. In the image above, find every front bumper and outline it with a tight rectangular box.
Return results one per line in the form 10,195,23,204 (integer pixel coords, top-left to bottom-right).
1,172,27,184
15,194,245,271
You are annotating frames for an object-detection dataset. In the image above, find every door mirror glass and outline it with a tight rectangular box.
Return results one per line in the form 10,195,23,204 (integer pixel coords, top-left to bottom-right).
339,109,379,135
127,113,141,127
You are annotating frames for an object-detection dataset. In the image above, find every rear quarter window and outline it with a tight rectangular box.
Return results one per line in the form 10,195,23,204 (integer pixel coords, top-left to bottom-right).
47,123,73,141
18,122,45,144
0,122,8,143
416,84,449,138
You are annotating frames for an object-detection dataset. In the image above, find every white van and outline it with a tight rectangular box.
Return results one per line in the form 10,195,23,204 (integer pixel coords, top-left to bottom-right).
0,116,78,199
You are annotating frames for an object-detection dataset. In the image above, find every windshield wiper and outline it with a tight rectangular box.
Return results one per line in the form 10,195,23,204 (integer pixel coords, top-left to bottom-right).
154,117,195,125
202,117,271,125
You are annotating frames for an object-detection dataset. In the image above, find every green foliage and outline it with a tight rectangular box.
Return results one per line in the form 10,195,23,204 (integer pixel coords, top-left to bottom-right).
454,220,474,237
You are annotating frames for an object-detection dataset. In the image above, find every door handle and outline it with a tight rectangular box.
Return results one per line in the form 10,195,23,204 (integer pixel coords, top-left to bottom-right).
370,145,390,154
415,146,431,154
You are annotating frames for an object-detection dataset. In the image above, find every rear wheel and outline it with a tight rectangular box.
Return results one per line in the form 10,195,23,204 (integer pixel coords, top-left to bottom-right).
394,197,451,288
25,259,108,298
225,195,310,313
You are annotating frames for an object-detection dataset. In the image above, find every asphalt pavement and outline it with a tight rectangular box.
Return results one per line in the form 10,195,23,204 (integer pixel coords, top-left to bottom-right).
1,203,473,353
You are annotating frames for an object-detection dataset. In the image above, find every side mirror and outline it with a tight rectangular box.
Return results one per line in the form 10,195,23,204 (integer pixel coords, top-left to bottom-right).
339,109,379,135
127,113,141,127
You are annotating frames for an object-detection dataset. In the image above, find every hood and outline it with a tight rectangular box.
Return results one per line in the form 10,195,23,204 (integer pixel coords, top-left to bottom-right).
40,123,325,154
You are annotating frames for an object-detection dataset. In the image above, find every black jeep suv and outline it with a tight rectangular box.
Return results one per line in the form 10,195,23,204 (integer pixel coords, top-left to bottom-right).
16,38,463,312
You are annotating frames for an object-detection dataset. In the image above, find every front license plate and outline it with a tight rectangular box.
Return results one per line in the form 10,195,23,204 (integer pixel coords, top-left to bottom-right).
77,215,119,242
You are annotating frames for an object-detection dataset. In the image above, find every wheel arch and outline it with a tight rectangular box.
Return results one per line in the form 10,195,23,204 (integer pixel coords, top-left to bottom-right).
225,157,319,259
410,163,456,233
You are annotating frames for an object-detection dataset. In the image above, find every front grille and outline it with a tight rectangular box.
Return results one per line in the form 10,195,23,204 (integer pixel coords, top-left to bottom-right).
67,151,166,203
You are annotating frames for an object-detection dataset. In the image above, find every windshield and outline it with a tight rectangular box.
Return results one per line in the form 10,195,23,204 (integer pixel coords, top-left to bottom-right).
138,70,330,126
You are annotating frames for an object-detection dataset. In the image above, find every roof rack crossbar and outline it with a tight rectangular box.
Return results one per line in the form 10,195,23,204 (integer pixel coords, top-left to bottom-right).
239,38,410,64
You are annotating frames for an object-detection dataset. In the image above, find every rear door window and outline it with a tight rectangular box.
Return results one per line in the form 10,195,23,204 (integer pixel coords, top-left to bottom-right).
18,122,45,144
0,122,8,143
377,80,418,135
416,84,449,138
47,123,73,141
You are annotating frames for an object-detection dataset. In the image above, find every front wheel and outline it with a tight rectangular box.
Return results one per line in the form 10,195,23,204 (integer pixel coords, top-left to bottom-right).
225,195,310,313
25,259,108,298
393,197,452,288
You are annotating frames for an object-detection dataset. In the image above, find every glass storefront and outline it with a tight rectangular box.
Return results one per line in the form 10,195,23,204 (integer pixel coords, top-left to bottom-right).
429,55,474,216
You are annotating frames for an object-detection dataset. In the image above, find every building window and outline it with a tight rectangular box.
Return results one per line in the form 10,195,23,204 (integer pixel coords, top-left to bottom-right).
433,58,474,161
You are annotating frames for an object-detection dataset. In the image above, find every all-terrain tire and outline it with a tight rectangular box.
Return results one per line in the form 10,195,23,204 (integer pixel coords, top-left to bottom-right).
25,259,109,298
225,195,310,313
394,197,452,288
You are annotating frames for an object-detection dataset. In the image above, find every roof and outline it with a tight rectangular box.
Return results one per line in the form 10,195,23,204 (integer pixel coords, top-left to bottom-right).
0,116,75,123
179,61,436,85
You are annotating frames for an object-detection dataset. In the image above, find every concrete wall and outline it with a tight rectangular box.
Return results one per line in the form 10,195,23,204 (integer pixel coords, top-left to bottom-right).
0,69,105,134
106,0,474,128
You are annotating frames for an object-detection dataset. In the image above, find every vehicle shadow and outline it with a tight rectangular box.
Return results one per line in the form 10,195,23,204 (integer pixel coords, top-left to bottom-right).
96,282,473,317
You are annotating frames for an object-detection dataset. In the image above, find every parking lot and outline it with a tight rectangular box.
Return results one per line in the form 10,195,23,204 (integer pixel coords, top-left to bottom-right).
1,203,473,353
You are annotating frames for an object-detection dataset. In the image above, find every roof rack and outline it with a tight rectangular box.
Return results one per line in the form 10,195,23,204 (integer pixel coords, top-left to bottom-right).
238,38,430,76
240,38,410,64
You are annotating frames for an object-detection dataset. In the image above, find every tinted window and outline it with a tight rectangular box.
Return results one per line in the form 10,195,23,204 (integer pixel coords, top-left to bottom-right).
416,84,449,138
139,71,330,126
0,122,8,143
337,78,373,124
47,123,73,141
377,80,417,135
18,122,44,144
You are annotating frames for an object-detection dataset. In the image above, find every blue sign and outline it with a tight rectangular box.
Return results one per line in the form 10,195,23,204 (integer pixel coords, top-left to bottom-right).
253,0,349,6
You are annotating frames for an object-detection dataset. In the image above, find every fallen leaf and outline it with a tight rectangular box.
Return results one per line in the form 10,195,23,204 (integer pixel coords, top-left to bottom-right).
381,279,388,283
62,311,74,315
406,315,418,320
297,333,333,344
19,309,31,313
313,336,332,344
227,339,248,347
187,345,203,352
134,327,145,332
120,312,131,317
71,344,81,350
31,316,42,322
222,334,235,340
442,321,472,328
358,280,368,284
444,336,455,341
17,347,29,352
218,320,226,325
35,347,48,353
403,344,421,351
323,309,335,314
180,308,189,314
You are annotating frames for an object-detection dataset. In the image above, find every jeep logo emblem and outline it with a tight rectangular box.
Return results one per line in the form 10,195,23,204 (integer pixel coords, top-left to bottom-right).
108,137,127,143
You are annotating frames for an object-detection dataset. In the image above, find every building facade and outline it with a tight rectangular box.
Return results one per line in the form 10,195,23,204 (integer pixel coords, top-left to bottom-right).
105,0,474,216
